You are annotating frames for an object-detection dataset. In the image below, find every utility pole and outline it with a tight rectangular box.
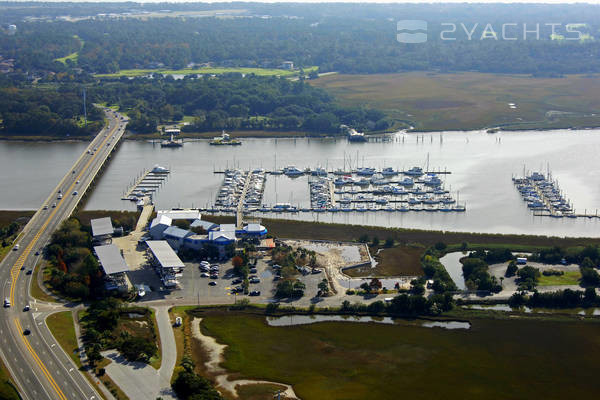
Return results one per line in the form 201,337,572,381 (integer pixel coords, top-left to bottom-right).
82,87,87,127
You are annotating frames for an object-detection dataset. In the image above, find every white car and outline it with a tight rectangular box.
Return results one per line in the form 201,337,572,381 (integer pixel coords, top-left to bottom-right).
76,180,80,184
138,288,146,297
13,244,19,251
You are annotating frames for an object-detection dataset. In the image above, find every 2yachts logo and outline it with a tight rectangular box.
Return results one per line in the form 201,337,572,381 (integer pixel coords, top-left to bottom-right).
397,21,586,44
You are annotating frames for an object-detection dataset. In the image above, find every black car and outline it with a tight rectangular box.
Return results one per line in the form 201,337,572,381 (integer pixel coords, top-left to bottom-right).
249,268,258,274
231,286,243,294
231,278,242,285
35,251,40,256
249,290,261,296
23,328,31,335
26,270,32,275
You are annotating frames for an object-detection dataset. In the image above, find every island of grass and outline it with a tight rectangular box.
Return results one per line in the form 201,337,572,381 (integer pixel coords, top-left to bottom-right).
538,270,582,286
189,310,600,400
311,72,600,131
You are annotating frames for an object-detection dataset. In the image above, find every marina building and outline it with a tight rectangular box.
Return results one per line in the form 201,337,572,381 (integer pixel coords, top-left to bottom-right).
163,226,193,250
149,215,172,239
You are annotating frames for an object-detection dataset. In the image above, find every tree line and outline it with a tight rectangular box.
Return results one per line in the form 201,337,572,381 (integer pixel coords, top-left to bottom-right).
0,86,103,137
2,3,600,76
91,74,389,134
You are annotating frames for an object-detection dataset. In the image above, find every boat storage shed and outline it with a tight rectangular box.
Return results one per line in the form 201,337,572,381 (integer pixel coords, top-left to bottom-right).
91,217,114,243
94,244,129,275
146,240,185,268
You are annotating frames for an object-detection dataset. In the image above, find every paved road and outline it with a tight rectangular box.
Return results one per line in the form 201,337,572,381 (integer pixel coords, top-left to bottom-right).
101,306,177,400
0,108,127,400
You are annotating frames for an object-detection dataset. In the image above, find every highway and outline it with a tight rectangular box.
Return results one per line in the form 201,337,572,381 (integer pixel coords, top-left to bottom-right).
0,108,127,400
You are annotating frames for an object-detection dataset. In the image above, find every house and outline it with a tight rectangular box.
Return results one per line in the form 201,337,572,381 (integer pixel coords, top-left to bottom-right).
91,217,114,244
163,226,192,250
281,61,294,70
149,215,172,239
94,244,130,292
146,240,185,288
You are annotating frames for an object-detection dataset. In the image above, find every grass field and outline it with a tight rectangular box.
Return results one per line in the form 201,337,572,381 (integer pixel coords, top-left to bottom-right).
199,312,600,400
345,245,424,277
46,311,82,368
0,357,19,400
96,66,317,79
54,35,84,66
538,270,582,286
311,72,600,131
205,216,600,250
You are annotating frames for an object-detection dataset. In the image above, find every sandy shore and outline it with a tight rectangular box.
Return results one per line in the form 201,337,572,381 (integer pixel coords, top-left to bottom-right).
191,317,299,399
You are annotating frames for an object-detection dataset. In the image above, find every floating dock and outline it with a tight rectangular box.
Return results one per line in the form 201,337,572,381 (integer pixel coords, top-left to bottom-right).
122,166,170,201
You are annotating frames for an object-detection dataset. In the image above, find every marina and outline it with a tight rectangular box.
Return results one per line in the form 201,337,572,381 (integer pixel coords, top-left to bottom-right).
2,130,600,237
513,168,599,219
207,164,463,214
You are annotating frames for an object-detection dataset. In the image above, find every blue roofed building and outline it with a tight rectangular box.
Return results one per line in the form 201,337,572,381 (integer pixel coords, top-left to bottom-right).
163,226,192,250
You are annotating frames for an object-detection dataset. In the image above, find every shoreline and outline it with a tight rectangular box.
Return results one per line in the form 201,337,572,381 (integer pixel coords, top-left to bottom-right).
1,125,599,143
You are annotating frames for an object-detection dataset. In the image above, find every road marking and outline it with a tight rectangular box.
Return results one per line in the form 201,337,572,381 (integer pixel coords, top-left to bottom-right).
14,318,67,400
6,112,121,399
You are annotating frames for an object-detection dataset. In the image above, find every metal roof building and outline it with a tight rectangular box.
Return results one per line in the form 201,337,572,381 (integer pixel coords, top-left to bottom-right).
157,209,201,221
190,219,218,231
146,240,185,269
91,217,114,237
94,244,129,275
163,226,192,239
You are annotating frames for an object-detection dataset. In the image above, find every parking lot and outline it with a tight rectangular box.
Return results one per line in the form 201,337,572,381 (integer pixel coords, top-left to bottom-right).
130,253,325,305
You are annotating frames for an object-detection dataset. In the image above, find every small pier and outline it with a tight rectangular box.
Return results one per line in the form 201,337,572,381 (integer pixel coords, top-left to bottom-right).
122,166,170,201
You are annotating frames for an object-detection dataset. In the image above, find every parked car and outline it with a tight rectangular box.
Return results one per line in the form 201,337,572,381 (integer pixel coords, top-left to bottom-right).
250,277,261,284
200,272,210,278
231,278,243,285
208,281,217,286
210,274,219,280
249,290,261,296
249,268,258,274
173,317,182,327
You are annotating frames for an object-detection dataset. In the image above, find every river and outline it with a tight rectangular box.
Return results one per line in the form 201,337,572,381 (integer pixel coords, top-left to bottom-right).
2,129,600,237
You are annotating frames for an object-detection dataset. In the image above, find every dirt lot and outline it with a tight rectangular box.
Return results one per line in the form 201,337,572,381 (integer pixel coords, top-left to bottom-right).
345,245,424,277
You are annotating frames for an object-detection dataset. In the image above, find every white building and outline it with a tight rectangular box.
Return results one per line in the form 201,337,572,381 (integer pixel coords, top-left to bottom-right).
149,215,172,239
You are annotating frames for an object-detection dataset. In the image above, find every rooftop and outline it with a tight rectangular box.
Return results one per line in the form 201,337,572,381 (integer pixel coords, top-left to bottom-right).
157,209,201,221
146,240,185,269
91,217,114,237
94,244,129,275
163,226,192,239
190,219,218,231
150,215,172,228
